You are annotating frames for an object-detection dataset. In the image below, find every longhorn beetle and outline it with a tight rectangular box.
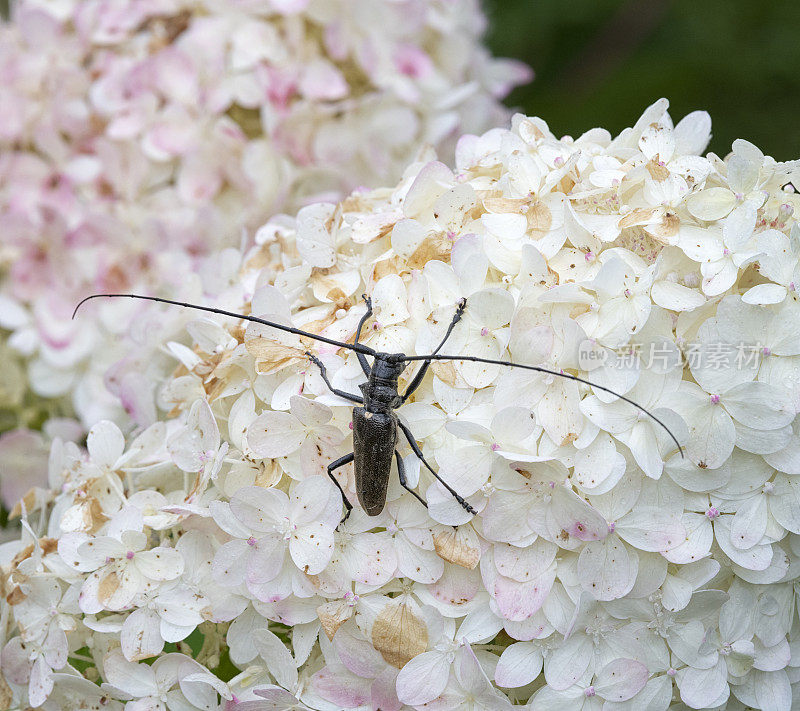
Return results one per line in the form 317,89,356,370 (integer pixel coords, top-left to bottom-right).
74,293,684,523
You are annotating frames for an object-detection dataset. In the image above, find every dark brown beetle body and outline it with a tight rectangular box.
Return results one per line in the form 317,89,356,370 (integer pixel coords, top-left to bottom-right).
351,354,406,515
352,408,397,515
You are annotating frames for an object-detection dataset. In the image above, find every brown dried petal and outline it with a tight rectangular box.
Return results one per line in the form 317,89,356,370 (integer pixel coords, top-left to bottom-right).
433,528,481,569
371,600,428,668
317,601,354,640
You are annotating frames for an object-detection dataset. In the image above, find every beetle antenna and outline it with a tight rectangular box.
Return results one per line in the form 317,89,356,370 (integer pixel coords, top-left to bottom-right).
72,293,377,356
400,353,684,457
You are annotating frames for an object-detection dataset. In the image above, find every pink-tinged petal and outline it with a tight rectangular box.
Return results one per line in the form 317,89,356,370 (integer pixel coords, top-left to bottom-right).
396,651,450,707
594,658,649,702
493,569,555,622
617,507,686,552
548,486,609,542
334,625,386,678
0,429,49,509
495,642,543,688
371,667,401,711
426,563,482,615
43,627,67,671
2,637,31,685
311,665,371,707
245,543,287,602
299,59,348,101
29,655,54,708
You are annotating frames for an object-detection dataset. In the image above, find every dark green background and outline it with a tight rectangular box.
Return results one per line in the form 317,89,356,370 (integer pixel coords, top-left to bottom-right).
0,0,797,157
484,0,799,160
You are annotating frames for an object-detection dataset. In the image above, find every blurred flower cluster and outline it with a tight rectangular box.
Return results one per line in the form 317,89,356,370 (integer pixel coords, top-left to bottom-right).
0,0,529,443
4,99,800,710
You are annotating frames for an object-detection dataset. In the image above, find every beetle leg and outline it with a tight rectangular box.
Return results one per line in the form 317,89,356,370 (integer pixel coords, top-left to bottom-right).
353,294,373,377
307,353,364,404
327,452,355,524
396,420,476,515
394,451,427,508
400,298,467,402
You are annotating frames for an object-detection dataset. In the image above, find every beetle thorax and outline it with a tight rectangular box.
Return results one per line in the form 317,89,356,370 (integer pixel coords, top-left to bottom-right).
361,354,406,412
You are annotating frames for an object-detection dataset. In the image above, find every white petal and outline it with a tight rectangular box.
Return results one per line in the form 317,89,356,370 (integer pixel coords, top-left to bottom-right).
686,187,736,221
372,274,410,327
617,507,685,552
103,649,158,697
396,651,451,706
544,633,593,691
495,643,543,688
577,536,638,601
652,280,706,311
723,203,757,250
662,514,713,564
247,411,305,458
121,608,164,661
770,475,800,533
724,381,794,430
296,203,336,267
494,540,557,582
729,495,767,549
254,628,298,692
135,547,184,581
742,283,787,305
715,516,773,571
678,660,729,709
290,522,334,575
674,110,712,155
594,658,649,702
230,486,288,532
87,420,125,469
754,669,792,711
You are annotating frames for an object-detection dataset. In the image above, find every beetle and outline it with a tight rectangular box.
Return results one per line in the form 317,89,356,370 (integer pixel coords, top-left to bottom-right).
74,293,683,523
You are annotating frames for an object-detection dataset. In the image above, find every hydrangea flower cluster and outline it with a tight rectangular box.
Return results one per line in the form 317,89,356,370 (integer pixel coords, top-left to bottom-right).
4,99,800,710
0,0,529,436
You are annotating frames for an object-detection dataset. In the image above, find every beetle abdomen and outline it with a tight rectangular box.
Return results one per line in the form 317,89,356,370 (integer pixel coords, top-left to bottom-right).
352,408,397,516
